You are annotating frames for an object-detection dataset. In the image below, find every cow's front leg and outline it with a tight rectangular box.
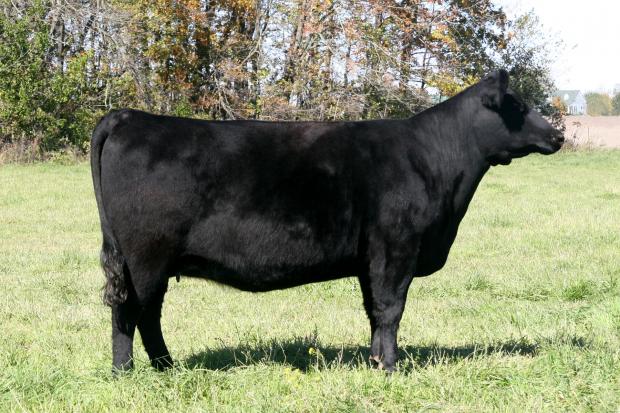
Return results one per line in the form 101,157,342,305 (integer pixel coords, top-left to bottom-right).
361,241,417,372
368,280,413,371
112,294,140,372
359,271,381,365
372,291,411,371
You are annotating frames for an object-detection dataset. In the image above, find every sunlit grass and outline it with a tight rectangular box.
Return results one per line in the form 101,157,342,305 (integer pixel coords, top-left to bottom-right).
1,151,619,411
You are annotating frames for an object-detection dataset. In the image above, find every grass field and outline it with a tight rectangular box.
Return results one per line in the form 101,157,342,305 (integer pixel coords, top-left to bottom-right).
1,151,619,412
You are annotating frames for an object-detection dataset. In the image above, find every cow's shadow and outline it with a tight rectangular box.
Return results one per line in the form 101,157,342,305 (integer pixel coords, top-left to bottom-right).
182,335,587,373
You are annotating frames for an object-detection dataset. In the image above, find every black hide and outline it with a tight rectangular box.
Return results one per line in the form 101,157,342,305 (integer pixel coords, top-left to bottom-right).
91,70,563,372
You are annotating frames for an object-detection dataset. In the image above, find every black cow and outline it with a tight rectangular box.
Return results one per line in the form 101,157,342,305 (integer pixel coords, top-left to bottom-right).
91,70,563,372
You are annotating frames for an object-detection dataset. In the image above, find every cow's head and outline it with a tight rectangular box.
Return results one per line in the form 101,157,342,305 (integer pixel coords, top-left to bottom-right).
474,70,564,166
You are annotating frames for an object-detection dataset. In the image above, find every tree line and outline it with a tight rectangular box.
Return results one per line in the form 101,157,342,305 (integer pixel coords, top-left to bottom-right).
583,92,620,116
0,0,560,154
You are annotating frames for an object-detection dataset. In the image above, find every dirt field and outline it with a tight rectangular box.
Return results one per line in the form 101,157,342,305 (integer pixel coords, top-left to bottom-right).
564,115,620,148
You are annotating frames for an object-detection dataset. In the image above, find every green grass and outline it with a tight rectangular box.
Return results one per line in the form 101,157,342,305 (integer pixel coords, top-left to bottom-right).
1,151,619,412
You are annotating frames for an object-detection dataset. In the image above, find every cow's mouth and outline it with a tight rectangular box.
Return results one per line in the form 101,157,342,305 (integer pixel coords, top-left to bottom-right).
490,139,562,166
537,131,565,155
513,140,562,158
534,139,563,155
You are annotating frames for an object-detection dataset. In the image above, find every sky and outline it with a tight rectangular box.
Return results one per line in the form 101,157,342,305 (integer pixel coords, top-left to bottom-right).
496,0,620,92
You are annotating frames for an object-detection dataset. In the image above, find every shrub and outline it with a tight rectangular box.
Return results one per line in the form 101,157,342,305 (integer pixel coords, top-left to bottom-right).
0,2,97,153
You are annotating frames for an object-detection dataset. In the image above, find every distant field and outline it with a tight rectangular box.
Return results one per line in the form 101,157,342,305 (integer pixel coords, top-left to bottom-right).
564,115,620,148
1,151,619,412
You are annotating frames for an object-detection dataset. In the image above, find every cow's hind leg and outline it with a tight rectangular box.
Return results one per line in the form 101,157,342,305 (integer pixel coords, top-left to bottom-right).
112,254,173,372
101,240,138,372
112,288,140,372
137,281,173,370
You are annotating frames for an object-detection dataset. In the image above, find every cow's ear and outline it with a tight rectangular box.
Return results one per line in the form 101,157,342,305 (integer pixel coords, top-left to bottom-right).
481,69,509,109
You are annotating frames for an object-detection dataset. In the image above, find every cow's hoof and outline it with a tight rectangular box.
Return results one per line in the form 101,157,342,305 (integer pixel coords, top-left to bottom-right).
383,364,396,374
112,361,134,377
151,355,174,371
369,355,384,370
369,355,397,373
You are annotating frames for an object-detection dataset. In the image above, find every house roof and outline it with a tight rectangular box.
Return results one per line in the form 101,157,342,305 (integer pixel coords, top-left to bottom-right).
554,90,583,106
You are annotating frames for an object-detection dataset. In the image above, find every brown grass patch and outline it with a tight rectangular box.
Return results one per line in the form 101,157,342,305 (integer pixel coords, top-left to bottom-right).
564,116,620,149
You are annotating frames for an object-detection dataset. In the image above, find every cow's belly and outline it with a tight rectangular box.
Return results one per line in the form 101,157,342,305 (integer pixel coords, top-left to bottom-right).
177,213,359,291
173,254,357,291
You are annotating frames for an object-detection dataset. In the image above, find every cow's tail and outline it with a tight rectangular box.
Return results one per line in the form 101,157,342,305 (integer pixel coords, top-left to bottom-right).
91,111,128,306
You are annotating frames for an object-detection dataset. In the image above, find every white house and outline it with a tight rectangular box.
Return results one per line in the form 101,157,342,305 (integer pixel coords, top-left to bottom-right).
554,90,588,115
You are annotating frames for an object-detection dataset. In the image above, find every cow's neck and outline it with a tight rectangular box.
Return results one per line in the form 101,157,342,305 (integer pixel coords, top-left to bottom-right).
409,100,490,216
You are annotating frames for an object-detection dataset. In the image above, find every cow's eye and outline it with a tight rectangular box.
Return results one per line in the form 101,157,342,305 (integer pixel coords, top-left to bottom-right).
498,94,527,131
515,101,527,113
506,95,527,114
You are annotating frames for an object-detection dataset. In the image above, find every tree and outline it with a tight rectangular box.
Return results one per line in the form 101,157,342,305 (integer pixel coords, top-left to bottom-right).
499,12,559,115
0,0,564,155
612,93,620,116
585,93,612,116
0,1,93,150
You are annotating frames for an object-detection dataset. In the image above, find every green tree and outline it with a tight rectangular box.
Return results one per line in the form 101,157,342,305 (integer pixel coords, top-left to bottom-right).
0,1,94,150
585,93,612,116
499,12,559,115
612,93,620,116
